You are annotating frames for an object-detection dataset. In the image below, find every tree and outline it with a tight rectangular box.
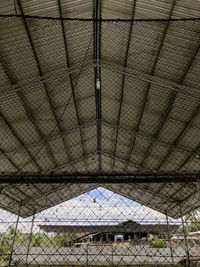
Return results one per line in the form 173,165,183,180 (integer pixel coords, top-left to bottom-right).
178,209,200,233
149,239,167,248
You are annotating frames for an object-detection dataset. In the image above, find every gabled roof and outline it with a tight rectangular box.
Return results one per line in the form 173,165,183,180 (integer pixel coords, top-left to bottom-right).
39,220,179,234
0,0,199,218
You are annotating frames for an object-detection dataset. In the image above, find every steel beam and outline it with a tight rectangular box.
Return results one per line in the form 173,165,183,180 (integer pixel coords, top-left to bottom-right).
0,118,194,162
2,59,199,100
0,52,43,171
178,145,200,170
102,120,192,154
0,52,60,171
57,0,88,171
0,172,199,183
11,184,44,208
0,111,41,170
2,60,94,94
124,0,176,170
0,120,97,161
18,0,74,170
26,211,35,266
100,61,200,99
130,183,176,203
8,201,22,266
156,39,200,170
0,14,200,22
180,206,191,266
112,0,137,171
164,180,199,215
93,0,102,171
165,210,174,264
0,152,96,198
0,147,20,171
101,151,150,171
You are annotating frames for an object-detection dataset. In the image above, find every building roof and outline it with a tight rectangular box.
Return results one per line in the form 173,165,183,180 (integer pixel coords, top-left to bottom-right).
39,220,179,234
173,231,200,237
172,231,200,240
0,0,199,218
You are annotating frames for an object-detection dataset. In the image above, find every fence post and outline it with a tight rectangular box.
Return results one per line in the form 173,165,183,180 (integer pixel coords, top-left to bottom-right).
112,244,114,265
26,210,35,266
180,205,190,266
8,201,22,266
86,243,88,265
165,210,174,264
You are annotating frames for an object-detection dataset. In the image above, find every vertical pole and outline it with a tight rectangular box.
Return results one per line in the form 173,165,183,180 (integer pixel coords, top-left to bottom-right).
112,243,113,265
165,210,174,264
26,210,35,266
86,243,88,265
180,205,190,266
100,232,103,244
196,181,200,201
9,201,22,266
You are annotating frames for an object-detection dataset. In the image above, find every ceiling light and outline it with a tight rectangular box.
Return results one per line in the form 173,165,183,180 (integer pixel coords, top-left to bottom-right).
96,79,100,90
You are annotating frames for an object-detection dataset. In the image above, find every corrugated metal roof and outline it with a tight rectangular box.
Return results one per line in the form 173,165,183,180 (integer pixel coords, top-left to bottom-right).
39,222,179,233
0,0,199,218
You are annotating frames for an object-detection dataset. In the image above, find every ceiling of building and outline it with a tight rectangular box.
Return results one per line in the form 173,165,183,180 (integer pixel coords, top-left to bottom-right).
0,0,199,218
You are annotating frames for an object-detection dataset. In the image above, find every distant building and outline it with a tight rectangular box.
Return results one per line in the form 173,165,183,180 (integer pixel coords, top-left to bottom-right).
171,231,200,247
39,220,178,246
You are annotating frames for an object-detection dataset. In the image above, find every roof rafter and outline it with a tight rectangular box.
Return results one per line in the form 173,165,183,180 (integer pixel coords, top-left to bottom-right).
100,61,200,100
124,0,176,171
17,0,75,170
0,51,62,172
156,39,200,170
57,0,89,171
101,151,150,171
112,0,137,171
93,0,102,171
0,118,194,162
102,120,193,155
0,110,41,170
49,151,97,173
0,120,97,161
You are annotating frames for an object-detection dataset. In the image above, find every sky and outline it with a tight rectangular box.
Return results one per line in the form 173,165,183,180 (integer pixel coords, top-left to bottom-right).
0,187,181,233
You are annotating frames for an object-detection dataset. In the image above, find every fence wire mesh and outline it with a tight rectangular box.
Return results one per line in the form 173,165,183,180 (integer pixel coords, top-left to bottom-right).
0,186,199,266
0,15,200,266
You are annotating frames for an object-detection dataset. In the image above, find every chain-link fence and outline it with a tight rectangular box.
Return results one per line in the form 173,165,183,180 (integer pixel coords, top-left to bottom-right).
0,13,200,266
0,185,199,266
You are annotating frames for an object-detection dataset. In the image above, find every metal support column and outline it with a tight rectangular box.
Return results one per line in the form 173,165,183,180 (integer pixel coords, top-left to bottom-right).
196,181,200,201
26,211,35,266
165,210,174,264
180,205,190,266
9,201,22,266
93,0,102,171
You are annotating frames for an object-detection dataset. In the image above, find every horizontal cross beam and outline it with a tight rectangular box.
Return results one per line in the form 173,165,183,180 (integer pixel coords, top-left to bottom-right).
0,173,199,183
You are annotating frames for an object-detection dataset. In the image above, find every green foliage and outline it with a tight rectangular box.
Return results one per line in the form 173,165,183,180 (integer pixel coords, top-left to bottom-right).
185,210,200,223
149,239,167,248
178,209,200,233
0,227,80,264
177,222,200,233
53,233,71,247
0,225,16,262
